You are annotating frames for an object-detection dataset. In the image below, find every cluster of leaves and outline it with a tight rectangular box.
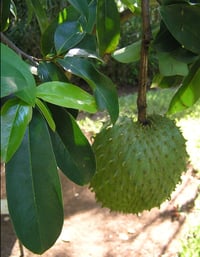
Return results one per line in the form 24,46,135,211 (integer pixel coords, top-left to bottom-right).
153,0,200,114
101,5,160,88
0,0,200,254
112,0,200,114
1,0,120,254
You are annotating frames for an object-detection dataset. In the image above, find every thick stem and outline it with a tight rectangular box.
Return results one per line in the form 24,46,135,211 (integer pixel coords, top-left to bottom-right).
137,0,152,124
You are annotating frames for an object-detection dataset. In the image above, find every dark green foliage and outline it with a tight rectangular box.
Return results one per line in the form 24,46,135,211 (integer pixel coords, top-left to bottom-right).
6,111,64,254
1,44,36,104
5,1,41,56
1,1,119,253
0,0,11,31
49,105,96,186
101,8,160,89
96,0,120,56
5,0,67,56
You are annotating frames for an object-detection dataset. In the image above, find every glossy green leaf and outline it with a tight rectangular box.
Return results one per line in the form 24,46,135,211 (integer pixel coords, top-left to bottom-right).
112,40,141,63
154,21,199,64
35,98,55,131
36,81,97,113
160,4,200,54
58,57,119,124
54,21,86,54
38,62,68,82
1,98,32,163
41,4,94,55
1,43,36,105
48,105,96,185
75,34,97,51
157,52,188,76
41,6,77,56
97,0,120,56
67,0,89,20
61,5,80,21
168,58,200,114
5,111,63,254
83,0,96,33
154,21,180,53
0,0,11,31
65,48,103,62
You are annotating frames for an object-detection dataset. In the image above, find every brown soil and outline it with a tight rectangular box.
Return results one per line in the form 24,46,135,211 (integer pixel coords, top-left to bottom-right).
1,164,200,257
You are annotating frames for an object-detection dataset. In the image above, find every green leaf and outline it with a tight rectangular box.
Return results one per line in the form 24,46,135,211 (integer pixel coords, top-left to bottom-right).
83,0,96,33
38,62,68,82
114,27,159,64
120,0,138,13
54,21,86,54
154,21,180,53
1,43,36,105
36,81,97,113
171,47,199,64
154,21,199,64
65,48,103,62
97,0,120,56
58,57,119,124
157,52,188,76
41,4,93,56
41,18,58,56
0,0,11,31
151,73,183,88
35,98,55,131
61,5,80,21
24,0,34,25
75,34,97,51
27,0,49,33
1,98,32,163
67,0,89,20
168,58,200,114
5,111,63,254
112,40,141,63
48,105,96,185
160,3,200,54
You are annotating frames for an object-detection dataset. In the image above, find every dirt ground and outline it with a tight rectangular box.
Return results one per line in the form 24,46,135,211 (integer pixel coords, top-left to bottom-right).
1,163,200,257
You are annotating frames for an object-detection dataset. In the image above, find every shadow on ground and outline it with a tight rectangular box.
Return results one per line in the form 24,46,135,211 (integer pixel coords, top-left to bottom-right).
1,168,199,257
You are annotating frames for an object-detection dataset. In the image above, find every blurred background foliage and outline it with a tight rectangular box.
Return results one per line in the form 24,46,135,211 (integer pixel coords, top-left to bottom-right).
5,0,160,90
101,5,160,89
5,0,68,57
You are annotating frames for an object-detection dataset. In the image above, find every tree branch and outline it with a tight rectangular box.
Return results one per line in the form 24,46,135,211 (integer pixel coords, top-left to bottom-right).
0,32,40,66
137,0,152,124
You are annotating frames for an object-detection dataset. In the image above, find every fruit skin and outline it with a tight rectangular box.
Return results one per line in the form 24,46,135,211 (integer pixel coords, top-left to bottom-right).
90,115,188,214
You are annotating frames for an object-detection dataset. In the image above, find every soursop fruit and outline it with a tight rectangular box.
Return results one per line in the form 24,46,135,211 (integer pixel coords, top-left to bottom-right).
90,115,188,214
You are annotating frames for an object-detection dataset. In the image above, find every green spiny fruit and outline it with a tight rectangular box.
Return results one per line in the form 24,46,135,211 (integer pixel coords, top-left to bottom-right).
90,115,188,214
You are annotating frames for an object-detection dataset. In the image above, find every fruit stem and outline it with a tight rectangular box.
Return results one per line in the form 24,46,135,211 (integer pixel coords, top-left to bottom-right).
137,0,152,125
